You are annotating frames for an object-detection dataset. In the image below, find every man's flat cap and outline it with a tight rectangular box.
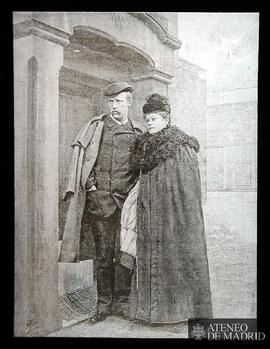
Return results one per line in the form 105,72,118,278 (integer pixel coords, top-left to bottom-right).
103,81,134,96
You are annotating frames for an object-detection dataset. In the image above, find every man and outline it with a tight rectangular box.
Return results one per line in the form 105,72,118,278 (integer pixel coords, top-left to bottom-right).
59,82,145,324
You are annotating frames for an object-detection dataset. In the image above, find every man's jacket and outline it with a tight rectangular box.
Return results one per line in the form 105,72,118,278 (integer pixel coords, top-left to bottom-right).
59,114,144,263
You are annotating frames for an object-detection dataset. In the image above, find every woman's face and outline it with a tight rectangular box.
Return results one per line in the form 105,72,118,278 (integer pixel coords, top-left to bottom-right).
145,113,169,134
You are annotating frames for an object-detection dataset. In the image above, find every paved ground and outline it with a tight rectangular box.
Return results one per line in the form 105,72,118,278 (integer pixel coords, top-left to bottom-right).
48,316,188,338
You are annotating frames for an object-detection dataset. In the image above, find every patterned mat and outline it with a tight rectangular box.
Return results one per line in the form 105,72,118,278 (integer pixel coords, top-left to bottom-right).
58,285,97,321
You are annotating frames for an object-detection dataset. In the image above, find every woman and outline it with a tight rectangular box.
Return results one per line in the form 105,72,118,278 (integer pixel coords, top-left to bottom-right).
121,93,212,324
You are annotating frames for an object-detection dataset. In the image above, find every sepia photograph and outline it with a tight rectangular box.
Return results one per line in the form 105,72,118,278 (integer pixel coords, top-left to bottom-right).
13,11,259,339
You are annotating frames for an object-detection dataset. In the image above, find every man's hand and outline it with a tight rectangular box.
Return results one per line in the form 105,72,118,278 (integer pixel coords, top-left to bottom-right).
63,191,74,202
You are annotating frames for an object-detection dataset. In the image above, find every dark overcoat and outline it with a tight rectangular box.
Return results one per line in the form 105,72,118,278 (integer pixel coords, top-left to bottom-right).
59,114,145,263
129,126,213,323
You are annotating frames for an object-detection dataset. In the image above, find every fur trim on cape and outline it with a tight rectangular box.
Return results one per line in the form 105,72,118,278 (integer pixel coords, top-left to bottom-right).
130,125,200,174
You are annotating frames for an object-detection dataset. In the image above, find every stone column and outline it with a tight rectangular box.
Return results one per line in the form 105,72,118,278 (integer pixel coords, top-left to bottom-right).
14,15,71,336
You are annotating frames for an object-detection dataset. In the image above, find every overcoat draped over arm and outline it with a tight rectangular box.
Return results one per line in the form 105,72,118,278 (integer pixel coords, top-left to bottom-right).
59,115,105,263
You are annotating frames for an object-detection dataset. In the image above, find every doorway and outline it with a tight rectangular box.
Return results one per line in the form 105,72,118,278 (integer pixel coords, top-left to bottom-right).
57,30,132,327
57,25,157,327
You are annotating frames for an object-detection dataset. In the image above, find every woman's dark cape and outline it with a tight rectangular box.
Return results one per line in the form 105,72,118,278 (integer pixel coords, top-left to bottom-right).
129,126,213,323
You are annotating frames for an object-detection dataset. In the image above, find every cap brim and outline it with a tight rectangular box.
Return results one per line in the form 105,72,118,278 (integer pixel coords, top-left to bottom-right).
104,86,134,96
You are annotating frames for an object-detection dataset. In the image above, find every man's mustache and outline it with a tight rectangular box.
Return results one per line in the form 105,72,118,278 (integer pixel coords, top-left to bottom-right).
112,111,120,115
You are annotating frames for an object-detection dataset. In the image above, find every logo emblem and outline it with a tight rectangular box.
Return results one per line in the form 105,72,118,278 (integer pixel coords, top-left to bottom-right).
191,323,206,340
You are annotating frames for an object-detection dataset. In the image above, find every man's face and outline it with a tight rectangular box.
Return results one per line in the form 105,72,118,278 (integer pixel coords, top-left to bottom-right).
108,91,131,122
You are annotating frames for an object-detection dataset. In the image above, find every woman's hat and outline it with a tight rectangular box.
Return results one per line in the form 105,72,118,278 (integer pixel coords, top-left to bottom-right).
142,93,171,114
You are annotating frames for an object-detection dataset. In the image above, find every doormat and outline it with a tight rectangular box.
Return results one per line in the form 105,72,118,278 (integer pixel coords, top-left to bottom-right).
58,285,97,321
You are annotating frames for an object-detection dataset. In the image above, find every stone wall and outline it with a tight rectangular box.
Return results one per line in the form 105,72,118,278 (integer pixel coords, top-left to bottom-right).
207,101,257,191
205,98,257,318
169,57,207,202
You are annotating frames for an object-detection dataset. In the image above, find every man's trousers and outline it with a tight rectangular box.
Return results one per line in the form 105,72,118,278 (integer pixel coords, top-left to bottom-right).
90,209,133,315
